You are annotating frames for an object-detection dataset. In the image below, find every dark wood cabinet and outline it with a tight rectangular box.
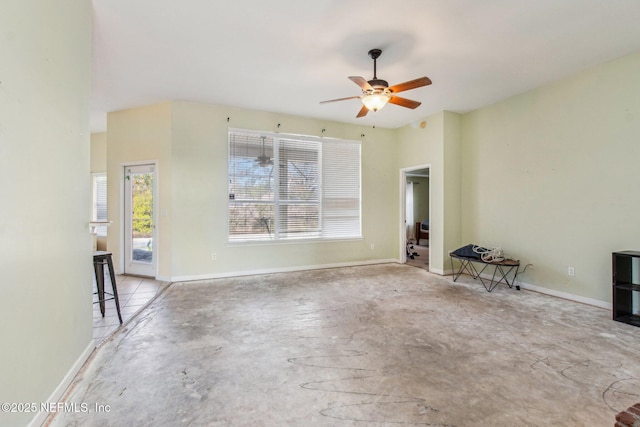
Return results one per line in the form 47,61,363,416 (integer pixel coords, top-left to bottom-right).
612,251,640,326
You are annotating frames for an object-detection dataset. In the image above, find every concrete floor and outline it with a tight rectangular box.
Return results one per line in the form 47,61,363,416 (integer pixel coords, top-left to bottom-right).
50,263,640,426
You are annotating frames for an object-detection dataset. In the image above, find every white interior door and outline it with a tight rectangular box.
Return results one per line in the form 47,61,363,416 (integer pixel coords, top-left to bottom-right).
124,164,156,277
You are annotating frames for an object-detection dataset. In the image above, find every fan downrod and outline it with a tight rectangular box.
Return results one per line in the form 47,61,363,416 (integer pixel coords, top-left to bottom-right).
367,48,387,87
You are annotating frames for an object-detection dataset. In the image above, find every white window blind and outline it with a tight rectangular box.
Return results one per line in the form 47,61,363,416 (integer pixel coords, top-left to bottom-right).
228,129,361,242
92,173,108,236
321,139,361,238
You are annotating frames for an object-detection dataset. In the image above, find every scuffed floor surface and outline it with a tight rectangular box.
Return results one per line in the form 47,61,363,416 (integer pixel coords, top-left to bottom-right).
50,264,640,426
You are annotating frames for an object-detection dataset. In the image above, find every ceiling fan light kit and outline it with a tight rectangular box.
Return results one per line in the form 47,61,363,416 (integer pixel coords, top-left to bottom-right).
321,48,432,118
362,93,390,112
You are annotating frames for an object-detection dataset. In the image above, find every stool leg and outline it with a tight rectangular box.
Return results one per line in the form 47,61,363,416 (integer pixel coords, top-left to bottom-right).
94,260,106,316
105,255,123,324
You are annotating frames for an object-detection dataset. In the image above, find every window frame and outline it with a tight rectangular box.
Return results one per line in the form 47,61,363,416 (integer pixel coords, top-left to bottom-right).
227,128,361,244
91,172,108,237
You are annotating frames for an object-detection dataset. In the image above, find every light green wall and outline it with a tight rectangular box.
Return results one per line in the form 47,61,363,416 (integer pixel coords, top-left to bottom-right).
0,1,92,426
396,112,462,273
104,51,640,305
411,176,429,224
107,101,398,280
443,111,462,265
0,6,633,426
460,52,640,304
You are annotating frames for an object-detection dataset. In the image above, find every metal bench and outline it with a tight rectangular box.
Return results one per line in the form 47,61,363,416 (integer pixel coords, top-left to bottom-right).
450,253,520,292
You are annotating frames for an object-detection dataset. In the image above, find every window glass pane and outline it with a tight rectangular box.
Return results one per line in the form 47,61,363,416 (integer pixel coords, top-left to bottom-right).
92,173,108,237
229,203,275,241
228,129,360,242
278,138,319,203
278,204,320,239
131,172,154,257
229,134,274,202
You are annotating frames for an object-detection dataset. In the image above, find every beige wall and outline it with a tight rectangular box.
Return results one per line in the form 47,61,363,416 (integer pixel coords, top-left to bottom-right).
107,101,399,280
460,52,640,304
0,1,93,426
90,132,107,173
106,102,173,277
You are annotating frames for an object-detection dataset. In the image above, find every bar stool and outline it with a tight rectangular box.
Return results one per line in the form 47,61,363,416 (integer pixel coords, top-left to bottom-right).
93,251,123,324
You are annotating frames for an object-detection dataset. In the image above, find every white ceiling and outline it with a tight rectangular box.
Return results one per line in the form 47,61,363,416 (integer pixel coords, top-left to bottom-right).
91,0,640,132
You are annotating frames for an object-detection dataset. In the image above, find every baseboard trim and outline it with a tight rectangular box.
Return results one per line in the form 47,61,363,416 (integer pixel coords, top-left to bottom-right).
518,280,611,310
428,267,452,276
461,270,611,310
28,339,95,427
168,258,399,282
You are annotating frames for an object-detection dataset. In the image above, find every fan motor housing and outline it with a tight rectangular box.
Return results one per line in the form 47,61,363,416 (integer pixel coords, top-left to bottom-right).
368,78,389,89
368,48,382,60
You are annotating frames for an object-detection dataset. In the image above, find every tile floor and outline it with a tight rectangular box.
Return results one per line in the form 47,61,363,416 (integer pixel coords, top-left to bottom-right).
93,274,166,344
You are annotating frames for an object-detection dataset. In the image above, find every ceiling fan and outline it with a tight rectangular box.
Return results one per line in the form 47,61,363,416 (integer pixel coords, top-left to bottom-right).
320,48,432,118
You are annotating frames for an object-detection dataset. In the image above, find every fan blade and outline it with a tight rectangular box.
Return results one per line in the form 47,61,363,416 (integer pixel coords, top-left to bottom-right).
349,76,373,91
388,76,432,94
356,105,369,118
320,95,361,104
389,96,421,109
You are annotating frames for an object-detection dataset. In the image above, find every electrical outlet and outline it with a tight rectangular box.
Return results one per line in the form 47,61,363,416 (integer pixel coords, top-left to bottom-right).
370,243,375,250
212,253,217,261
568,266,575,277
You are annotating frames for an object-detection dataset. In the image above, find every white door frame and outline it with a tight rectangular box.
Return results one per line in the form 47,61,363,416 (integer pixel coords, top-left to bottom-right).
121,161,158,277
399,164,431,268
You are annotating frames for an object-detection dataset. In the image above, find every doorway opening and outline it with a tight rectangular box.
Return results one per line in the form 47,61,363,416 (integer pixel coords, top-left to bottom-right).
401,165,430,271
123,163,157,277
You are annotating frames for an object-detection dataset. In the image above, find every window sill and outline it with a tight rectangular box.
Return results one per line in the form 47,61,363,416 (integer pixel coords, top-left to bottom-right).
226,236,363,248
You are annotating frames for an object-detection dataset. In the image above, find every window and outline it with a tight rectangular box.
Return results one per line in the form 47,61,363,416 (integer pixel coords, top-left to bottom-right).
92,173,108,236
228,128,361,242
